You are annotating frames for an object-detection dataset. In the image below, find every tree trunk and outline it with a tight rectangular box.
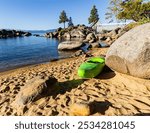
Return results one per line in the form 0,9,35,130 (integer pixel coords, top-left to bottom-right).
64,22,65,28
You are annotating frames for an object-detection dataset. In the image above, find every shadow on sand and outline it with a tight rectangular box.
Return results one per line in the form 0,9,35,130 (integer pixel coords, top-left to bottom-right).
134,113,150,116
95,65,116,80
46,79,88,99
33,79,86,102
89,100,112,115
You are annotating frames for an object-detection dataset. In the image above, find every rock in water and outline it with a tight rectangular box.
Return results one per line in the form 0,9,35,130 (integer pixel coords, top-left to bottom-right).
58,41,84,50
14,76,57,106
24,32,32,36
106,23,150,79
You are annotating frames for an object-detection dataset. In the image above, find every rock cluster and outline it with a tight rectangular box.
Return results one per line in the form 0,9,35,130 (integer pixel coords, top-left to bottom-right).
45,25,96,42
0,29,32,38
97,27,127,45
45,25,128,47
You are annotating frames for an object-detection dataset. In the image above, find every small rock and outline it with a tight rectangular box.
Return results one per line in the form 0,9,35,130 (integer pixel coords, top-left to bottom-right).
105,36,112,42
86,33,96,42
0,85,10,93
72,50,85,57
24,32,32,36
89,42,100,48
9,84,16,91
70,102,91,116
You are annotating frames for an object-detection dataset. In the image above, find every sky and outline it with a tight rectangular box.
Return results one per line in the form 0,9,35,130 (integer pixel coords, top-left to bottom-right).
0,0,110,30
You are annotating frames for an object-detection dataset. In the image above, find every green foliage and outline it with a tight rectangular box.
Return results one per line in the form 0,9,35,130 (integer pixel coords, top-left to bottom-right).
88,5,99,24
117,0,150,22
106,0,150,23
138,17,150,24
124,22,140,31
68,17,74,27
123,19,149,32
105,0,122,22
59,10,69,28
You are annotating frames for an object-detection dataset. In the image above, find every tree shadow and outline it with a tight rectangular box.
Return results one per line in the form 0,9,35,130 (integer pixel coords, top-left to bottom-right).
33,79,86,102
53,79,85,96
96,71,116,80
89,100,112,115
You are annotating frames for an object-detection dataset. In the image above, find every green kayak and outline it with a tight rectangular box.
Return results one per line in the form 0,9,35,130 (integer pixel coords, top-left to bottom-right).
78,57,105,78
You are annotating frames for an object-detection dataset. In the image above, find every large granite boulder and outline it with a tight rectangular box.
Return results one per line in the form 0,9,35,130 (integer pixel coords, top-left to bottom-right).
14,76,57,106
106,23,150,79
58,41,84,50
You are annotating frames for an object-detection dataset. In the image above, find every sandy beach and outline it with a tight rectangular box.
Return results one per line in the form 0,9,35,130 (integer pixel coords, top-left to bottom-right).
0,47,150,116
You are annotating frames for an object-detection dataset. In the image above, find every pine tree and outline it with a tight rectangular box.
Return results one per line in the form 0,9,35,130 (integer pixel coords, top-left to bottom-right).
105,0,122,23
117,0,150,22
106,0,150,23
59,10,68,28
88,5,99,25
68,17,74,27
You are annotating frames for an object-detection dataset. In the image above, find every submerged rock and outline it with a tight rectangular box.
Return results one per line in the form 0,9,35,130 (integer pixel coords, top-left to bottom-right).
58,41,84,50
106,23,150,79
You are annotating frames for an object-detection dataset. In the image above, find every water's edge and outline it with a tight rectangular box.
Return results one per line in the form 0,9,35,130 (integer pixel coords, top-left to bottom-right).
0,35,88,72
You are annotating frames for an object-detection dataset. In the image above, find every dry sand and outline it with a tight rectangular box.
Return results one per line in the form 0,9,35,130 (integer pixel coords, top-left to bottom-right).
0,48,150,116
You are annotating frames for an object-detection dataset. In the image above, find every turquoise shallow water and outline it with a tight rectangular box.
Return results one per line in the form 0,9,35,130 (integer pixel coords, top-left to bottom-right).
0,35,87,72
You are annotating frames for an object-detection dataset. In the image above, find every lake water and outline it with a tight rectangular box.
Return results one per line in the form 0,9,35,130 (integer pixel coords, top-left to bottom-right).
0,35,88,72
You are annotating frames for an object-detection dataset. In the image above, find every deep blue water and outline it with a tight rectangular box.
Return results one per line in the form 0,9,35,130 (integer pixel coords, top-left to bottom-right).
0,35,86,72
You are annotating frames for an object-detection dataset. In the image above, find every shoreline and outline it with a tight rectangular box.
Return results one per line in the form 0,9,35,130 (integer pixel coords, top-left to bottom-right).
0,47,150,116
0,47,108,77
0,56,71,76
0,55,79,77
